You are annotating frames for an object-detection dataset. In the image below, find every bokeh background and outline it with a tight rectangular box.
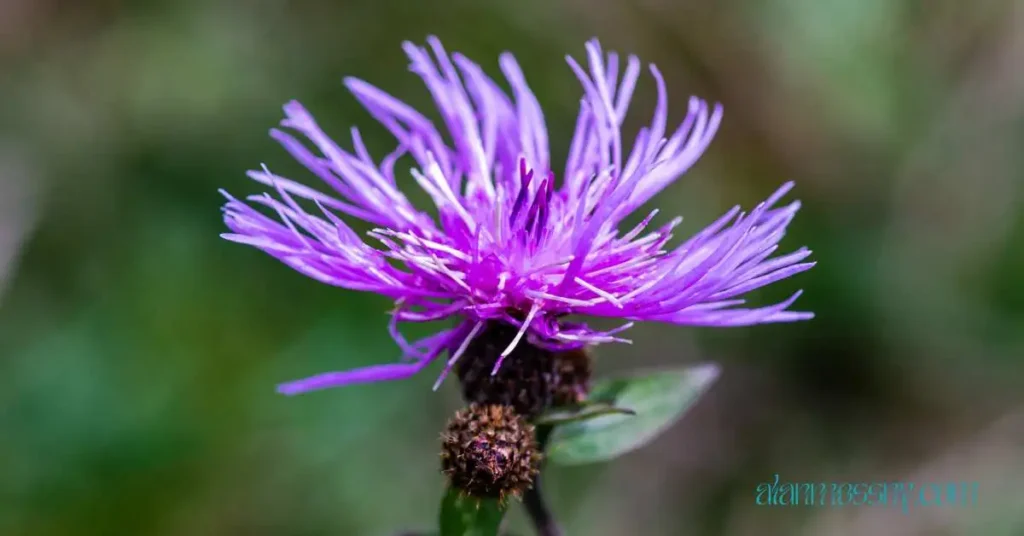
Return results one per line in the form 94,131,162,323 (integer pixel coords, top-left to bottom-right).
2,0,1023,535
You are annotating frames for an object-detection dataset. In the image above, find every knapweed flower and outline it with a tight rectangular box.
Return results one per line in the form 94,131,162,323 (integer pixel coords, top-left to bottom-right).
221,37,815,397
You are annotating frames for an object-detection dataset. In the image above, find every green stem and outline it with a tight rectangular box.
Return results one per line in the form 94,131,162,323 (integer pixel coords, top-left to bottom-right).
524,426,563,536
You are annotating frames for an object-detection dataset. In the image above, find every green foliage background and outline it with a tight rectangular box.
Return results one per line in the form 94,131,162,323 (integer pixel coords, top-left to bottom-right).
1,1,1022,534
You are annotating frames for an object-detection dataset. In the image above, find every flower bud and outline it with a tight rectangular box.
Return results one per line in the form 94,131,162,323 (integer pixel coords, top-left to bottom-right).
440,404,541,501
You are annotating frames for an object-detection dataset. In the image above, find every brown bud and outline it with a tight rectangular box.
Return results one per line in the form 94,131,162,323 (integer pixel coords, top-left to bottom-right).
440,404,541,502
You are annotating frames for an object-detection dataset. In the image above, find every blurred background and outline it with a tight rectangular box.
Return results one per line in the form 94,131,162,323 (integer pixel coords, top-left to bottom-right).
2,0,1023,534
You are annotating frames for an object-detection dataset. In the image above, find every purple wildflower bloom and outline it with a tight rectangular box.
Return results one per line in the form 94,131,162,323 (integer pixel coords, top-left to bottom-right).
221,37,815,396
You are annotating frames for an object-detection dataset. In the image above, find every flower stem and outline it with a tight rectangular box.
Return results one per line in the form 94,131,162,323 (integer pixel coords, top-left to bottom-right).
525,426,563,536
523,480,561,536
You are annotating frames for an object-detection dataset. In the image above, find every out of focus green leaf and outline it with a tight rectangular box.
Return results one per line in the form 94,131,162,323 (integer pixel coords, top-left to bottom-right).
438,487,506,536
546,364,720,465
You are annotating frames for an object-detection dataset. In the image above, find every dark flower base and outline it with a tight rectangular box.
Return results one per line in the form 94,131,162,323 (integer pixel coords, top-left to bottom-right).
456,322,592,419
551,347,591,407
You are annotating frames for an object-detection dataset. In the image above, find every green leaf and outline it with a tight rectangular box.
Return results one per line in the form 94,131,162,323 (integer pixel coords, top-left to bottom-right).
534,401,636,426
439,487,507,536
546,363,720,465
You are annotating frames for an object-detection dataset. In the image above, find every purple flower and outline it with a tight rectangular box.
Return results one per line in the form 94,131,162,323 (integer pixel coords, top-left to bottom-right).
221,37,815,396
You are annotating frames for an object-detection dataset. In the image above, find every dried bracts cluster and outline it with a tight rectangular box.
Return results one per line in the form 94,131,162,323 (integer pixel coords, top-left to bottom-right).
219,37,815,509
441,404,542,502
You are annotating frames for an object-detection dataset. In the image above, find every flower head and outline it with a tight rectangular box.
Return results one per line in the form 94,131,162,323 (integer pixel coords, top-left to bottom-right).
441,404,541,502
220,37,815,396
